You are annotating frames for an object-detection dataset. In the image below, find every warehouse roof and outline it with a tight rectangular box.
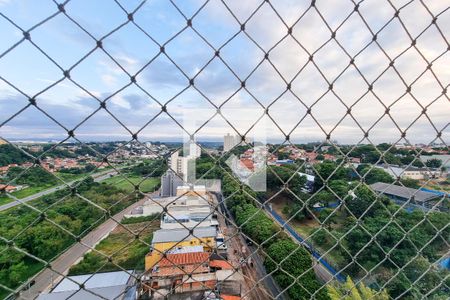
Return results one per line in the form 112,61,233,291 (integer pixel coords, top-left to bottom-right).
52,271,131,292
370,182,439,203
37,271,133,300
152,226,216,244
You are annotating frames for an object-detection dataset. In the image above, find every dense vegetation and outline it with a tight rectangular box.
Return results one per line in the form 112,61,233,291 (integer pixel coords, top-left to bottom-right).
126,159,166,177
0,144,30,165
2,166,58,187
328,277,389,300
193,154,329,300
268,159,449,299
0,177,141,296
68,219,159,275
221,173,329,299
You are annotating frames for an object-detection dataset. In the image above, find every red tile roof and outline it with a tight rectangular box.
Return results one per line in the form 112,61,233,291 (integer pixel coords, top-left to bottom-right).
221,295,241,300
240,159,254,171
159,252,209,267
0,184,16,192
210,260,233,270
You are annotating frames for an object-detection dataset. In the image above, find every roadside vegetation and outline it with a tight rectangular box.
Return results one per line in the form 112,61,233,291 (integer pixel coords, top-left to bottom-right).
196,150,449,299
68,217,160,275
327,277,389,300
0,177,142,298
0,166,93,206
267,159,450,299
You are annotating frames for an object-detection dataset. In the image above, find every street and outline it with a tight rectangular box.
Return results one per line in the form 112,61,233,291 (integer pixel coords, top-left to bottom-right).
18,195,149,300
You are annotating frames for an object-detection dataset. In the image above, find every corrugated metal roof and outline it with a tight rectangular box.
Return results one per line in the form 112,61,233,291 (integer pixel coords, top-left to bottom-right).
37,286,128,300
167,245,204,254
370,182,438,203
52,271,131,292
152,226,216,244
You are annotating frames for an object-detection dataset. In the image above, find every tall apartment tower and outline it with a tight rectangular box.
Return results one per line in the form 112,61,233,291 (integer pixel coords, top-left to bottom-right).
169,150,195,182
160,170,184,197
223,133,238,152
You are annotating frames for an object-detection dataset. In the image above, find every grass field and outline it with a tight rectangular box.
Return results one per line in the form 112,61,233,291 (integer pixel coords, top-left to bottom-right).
102,175,160,193
68,219,160,275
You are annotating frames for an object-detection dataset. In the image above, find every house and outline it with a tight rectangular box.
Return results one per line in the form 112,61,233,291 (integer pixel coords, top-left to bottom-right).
145,227,217,270
348,157,361,163
36,271,136,300
0,184,17,193
149,251,213,295
303,152,318,163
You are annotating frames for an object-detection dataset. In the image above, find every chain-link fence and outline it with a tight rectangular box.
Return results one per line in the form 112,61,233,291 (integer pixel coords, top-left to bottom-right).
0,0,449,299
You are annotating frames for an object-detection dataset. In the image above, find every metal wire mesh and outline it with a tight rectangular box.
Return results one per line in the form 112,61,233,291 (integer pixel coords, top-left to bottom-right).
0,0,449,299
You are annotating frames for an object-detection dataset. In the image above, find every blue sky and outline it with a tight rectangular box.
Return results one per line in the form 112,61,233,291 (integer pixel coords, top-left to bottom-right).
0,0,449,145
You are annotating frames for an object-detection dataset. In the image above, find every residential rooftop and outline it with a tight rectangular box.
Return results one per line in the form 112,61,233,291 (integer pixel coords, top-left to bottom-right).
151,226,217,244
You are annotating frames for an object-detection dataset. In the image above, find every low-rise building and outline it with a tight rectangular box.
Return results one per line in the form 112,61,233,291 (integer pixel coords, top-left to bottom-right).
375,164,445,180
370,182,446,211
145,227,217,270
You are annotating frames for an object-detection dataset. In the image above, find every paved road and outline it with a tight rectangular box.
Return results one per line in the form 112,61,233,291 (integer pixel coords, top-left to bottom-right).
0,169,122,212
19,196,149,300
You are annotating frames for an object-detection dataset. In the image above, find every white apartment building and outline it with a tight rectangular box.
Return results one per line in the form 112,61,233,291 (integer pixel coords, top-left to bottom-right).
170,151,193,182
186,141,201,158
223,133,238,152
223,133,252,152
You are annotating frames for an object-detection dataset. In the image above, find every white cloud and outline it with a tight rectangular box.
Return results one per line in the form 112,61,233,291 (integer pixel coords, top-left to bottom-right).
0,0,448,144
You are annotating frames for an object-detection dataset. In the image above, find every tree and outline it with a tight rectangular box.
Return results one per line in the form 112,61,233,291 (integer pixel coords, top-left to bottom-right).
346,185,388,218
9,262,27,286
0,144,31,166
327,276,389,300
313,161,348,191
264,239,329,300
318,208,338,229
278,152,290,160
6,166,58,187
358,166,392,184
425,158,442,168
328,180,350,200
235,203,278,245
316,154,325,160
399,177,419,188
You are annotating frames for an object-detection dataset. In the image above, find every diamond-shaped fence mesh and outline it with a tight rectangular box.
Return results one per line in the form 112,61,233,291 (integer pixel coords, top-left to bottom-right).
0,0,449,299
